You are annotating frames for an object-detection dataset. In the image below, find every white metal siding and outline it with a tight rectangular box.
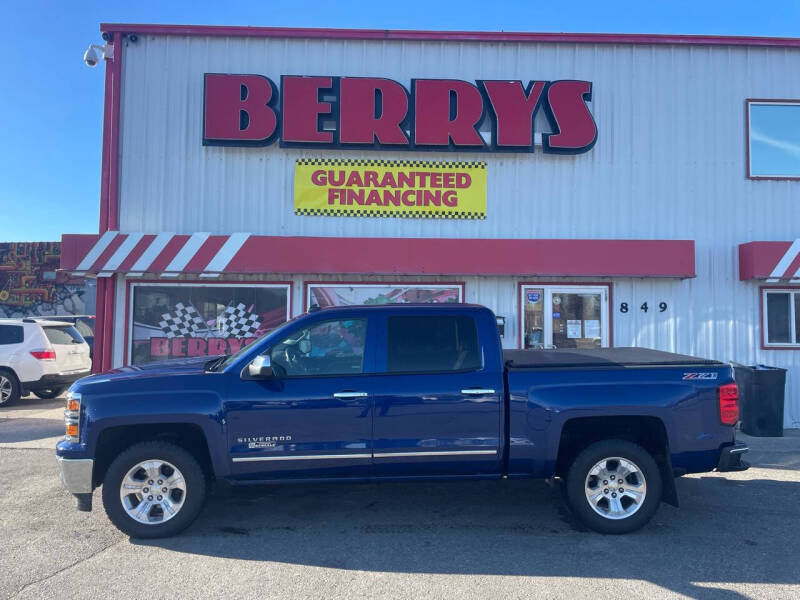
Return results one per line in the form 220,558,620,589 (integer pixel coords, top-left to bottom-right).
113,35,800,427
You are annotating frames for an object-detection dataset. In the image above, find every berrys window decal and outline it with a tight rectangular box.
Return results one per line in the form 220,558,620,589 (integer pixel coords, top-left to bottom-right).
129,283,290,365
203,75,597,154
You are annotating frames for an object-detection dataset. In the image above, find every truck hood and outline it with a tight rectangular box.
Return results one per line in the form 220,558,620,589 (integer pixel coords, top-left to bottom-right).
73,355,220,387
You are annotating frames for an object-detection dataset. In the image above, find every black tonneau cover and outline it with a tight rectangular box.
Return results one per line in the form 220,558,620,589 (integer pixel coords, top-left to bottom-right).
504,347,723,369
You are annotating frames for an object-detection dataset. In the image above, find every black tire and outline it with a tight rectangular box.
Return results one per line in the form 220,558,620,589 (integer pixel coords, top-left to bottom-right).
565,439,662,534
102,441,207,538
0,369,21,406
33,387,66,400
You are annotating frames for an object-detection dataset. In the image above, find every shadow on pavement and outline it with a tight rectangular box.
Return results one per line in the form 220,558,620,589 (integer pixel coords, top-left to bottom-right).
134,474,800,599
0,395,63,414
0,418,64,443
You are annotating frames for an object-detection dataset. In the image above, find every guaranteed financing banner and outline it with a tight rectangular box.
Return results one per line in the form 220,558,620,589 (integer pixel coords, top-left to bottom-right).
294,158,487,219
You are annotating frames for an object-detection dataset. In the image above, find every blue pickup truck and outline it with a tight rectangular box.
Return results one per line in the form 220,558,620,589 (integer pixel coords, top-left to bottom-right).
56,304,748,537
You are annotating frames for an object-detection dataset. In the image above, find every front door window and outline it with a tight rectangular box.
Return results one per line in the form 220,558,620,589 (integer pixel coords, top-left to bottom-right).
269,318,368,377
521,285,610,349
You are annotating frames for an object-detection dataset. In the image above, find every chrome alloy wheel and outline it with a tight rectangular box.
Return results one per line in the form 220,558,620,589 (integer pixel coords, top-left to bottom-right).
119,459,187,524
584,456,647,520
0,375,12,404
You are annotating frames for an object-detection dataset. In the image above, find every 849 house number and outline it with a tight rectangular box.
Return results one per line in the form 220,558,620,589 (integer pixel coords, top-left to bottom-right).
619,302,668,313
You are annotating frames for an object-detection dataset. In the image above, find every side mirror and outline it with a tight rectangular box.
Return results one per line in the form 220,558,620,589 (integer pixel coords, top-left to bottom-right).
298,339,312,354
247,355,274,379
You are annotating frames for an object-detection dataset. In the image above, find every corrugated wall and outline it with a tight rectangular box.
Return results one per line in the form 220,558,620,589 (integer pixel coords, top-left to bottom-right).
114,36,800,427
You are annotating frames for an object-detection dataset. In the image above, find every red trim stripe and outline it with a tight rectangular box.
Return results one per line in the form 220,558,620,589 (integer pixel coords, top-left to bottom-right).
782,253,800,280
739,241,799,280
61,234,695,278
184,235,229,272
100,24,800,49
224,237,695,277
89,234,127,273
147,235,191,273
117,234,157,272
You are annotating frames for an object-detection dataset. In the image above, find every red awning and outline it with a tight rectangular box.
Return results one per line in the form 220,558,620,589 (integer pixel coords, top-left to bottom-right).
739,240,800,282
61,232,695,278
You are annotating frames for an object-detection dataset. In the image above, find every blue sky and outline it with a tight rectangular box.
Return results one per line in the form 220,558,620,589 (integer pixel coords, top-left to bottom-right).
1,0,798,241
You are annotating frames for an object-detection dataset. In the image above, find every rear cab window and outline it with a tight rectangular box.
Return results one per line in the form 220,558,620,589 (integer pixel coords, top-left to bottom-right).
43,325,84,345
385,315,482,373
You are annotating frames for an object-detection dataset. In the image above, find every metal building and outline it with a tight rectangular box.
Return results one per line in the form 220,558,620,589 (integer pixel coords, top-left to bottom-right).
62,24,800,427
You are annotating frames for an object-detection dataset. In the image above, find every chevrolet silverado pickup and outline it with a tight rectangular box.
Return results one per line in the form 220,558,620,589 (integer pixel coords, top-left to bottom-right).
56,304,748,537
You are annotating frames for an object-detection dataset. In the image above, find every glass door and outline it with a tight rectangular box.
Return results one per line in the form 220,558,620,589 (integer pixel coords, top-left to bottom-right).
521,285,610,349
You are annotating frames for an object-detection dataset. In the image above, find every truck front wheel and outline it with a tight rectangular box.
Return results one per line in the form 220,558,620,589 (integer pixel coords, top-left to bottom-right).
101,441,207,538
565,439,662,534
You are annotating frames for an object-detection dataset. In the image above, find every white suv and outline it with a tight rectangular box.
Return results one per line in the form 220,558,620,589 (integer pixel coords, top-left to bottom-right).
0,319,92,405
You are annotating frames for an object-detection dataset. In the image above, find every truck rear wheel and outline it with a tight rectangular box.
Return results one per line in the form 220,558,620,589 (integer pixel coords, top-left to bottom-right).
101,441,207,538
565,439,662,534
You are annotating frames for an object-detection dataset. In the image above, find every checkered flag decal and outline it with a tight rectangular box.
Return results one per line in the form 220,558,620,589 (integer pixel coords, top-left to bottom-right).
218,303,261,338
159,303,204,338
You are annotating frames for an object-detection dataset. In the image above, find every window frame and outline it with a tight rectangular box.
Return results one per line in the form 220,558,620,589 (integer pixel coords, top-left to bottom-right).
518,282,612,350
746,99,800,181
124,280,292,365
761,286,800,349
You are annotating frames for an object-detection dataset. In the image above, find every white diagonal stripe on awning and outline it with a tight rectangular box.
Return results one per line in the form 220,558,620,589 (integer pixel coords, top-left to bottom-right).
102,232,145,271
128,232,174,275
203,233,250,273
74,231,118,273
163,232,211,273
766,238,800,282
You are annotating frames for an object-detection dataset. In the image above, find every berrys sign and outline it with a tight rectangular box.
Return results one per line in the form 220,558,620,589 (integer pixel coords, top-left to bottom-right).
203,75,597,154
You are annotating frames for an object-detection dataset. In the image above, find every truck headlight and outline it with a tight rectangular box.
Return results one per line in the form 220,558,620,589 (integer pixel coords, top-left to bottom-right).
64,391,81,442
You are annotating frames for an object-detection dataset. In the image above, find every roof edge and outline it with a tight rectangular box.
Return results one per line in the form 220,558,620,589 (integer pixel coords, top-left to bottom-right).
99,23,800,48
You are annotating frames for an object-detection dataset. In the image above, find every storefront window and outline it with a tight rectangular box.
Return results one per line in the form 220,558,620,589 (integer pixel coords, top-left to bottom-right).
763,289,800,347
307,283,462,308
129,283,290,365
520,285,609,349
747,100,800,178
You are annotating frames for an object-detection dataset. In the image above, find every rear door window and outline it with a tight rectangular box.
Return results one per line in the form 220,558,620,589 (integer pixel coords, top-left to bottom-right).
0,325,24,345
43,326,83,345
386,316,481,373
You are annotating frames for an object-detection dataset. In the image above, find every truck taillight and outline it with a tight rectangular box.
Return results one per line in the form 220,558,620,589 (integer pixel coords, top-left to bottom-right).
718,383,739,426
64,391,81,442
30,349,56,360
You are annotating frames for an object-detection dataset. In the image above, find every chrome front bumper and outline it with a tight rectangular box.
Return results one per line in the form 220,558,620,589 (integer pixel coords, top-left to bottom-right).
57,456,94,494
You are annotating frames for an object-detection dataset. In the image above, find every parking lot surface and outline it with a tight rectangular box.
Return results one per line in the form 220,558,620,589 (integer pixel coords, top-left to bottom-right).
2,395,799,599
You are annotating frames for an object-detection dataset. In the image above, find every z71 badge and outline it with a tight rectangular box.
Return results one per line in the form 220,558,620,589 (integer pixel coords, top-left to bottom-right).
682,372,718,380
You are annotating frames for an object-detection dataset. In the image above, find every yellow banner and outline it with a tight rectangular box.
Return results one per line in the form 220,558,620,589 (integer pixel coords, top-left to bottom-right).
294,158,487,219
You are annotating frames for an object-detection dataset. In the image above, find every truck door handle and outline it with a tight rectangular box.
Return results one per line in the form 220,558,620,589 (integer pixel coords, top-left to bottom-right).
333,391,368,399
461,388,496,395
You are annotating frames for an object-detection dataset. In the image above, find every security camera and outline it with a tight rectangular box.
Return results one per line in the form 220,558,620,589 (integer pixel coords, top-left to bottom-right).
83,43,114,68
83,45,99,67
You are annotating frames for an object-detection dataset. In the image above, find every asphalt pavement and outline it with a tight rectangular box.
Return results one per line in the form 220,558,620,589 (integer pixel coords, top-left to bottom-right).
1,395,799,599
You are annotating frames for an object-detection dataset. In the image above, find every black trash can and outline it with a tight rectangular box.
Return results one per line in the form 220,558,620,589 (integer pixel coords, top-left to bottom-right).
732,364,787,437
